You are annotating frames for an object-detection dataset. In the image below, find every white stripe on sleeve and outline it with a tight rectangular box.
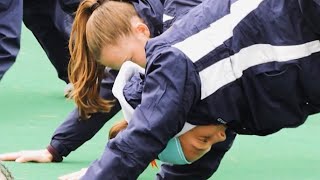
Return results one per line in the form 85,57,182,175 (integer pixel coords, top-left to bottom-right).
200,40,320,99
173,0,264,62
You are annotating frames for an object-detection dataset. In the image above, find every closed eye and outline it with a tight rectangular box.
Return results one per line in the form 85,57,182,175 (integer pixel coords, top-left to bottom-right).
191,143,208,152
199,136,210,143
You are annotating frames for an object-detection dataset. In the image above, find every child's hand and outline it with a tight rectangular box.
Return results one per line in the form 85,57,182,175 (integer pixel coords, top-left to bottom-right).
0,149,53,163
58,168,88,180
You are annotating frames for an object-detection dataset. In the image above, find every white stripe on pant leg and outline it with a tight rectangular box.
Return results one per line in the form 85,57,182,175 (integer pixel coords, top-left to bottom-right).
200,40,320,99
173,0,264,62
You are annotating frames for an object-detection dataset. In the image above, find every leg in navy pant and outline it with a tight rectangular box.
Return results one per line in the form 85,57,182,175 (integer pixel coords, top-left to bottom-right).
0,0,22,80
23,0,73,83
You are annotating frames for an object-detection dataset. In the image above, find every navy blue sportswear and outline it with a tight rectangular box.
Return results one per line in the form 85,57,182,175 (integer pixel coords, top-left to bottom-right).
82,0,320,179
49,0,236,179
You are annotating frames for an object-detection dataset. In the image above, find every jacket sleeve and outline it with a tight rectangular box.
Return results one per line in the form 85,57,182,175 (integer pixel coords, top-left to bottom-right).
298,0,320,34
48,69,121,161
81,49,200,179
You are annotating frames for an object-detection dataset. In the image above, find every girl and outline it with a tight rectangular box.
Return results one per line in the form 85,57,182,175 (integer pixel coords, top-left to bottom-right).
59,59,228,180
1,0,236,179
111,61,227,164
69,0,320,179
59,60,228,179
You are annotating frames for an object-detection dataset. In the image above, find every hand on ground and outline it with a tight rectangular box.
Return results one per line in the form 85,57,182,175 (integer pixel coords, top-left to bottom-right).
0,149,53,163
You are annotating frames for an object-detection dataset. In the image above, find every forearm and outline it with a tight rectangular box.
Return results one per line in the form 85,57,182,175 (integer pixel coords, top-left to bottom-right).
48,69,120,161
81,142,148,180
48,102,121,161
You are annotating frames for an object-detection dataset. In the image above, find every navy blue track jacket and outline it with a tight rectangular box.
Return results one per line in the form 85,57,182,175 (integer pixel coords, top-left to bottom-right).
50,0,236,179
82,0,320,179
50,1,236,179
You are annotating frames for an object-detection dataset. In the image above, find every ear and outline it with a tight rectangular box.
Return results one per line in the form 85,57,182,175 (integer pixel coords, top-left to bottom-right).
134,22,151,38
218,130,226,141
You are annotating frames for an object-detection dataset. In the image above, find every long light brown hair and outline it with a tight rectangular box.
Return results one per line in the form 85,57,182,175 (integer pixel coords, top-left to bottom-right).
109,120,128,139
68,0,139,119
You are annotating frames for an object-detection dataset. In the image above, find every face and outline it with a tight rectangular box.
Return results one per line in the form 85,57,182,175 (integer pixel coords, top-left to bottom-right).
100,35,146,69
99,18,150,70
179,124,227,162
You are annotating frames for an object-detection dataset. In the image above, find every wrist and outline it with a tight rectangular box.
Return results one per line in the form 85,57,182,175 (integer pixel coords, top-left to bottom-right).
46,145,63,162
44,149,54,162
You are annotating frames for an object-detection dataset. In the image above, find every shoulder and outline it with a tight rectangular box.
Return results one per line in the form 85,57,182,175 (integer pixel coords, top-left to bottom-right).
145,38,195,76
